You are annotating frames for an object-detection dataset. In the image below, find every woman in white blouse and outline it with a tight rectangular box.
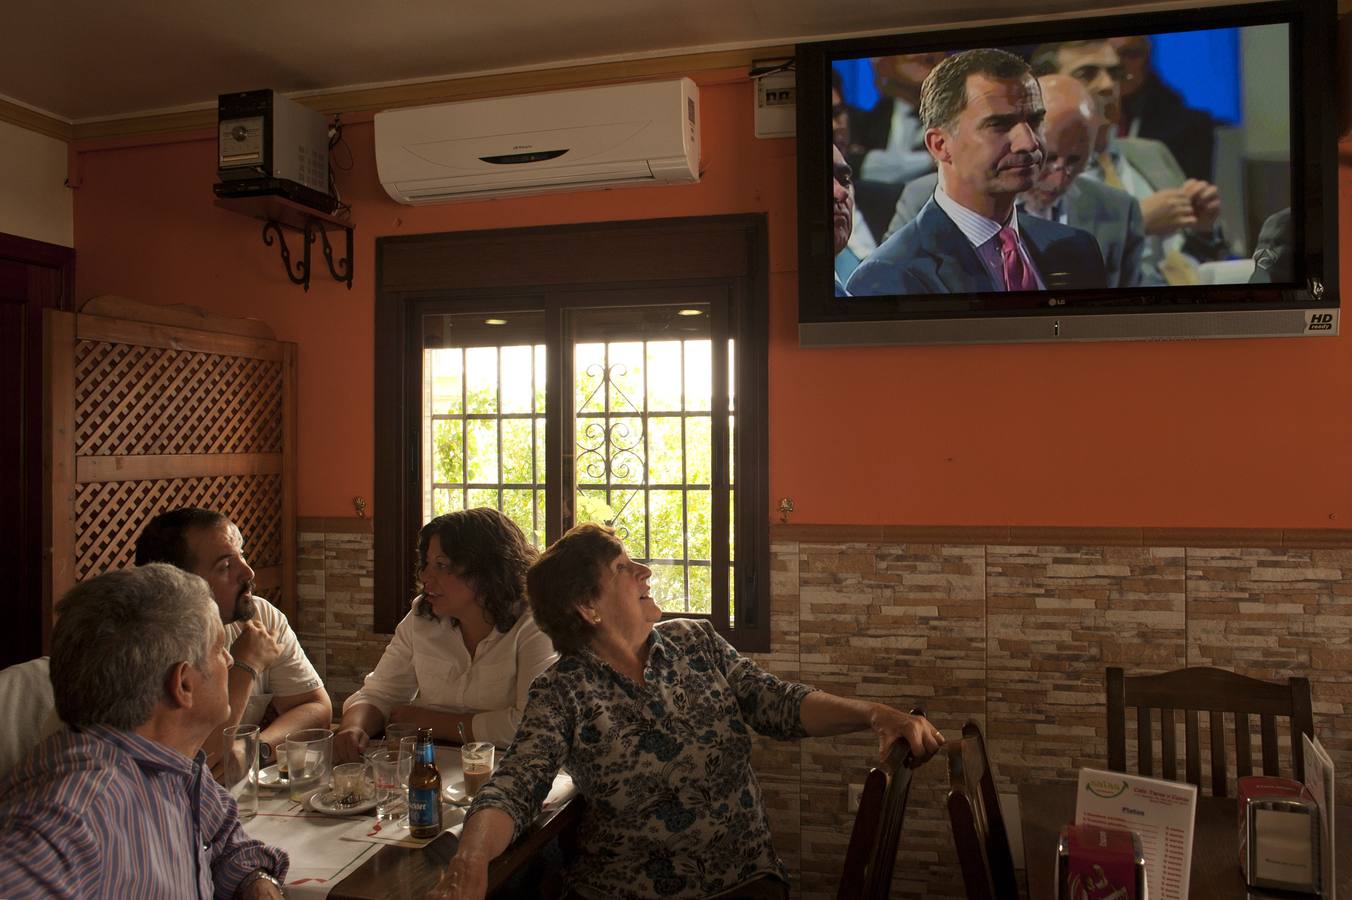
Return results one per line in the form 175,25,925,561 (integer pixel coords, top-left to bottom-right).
332,508,558,762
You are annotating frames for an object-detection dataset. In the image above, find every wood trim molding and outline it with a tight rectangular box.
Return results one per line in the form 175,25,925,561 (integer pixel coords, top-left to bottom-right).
68,50,778,144
0,96,72,142
297,516,375,534
77,453,282,483
80,296,277,340
76,313,285,360
769,523,1352,549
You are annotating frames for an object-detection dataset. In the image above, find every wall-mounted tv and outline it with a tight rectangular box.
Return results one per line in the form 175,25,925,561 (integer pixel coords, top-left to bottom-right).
796,0,1339,346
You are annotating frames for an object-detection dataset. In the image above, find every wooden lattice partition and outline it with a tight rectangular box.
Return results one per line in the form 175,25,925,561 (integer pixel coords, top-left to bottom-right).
45,296,296,648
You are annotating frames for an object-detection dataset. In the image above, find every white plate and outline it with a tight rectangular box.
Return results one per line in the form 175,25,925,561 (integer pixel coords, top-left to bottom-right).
443,781,470,805
258,764,289,788
308,788,378,816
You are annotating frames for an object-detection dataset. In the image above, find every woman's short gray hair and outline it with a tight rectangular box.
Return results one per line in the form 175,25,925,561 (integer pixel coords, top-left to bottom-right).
51,564,219,730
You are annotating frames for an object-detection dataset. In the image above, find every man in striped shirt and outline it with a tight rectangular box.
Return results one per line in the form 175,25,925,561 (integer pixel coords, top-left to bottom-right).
0,564,288,899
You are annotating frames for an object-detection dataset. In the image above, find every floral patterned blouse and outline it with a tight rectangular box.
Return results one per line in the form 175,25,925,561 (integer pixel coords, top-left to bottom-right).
469,618,816,899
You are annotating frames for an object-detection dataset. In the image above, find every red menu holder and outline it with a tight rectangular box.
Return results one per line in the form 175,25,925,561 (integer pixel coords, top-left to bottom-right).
1057,824,1146,900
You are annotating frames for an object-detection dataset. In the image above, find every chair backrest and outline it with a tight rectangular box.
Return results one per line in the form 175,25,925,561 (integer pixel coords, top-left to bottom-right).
946,721,1020,900
1105,666,1315,798
836,732,917,900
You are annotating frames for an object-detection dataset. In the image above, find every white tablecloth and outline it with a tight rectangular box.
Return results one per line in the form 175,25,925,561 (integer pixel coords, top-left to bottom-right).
240,746,576,899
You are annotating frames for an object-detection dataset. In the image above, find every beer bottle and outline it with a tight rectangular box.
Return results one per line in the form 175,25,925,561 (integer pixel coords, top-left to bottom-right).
407,727,443,839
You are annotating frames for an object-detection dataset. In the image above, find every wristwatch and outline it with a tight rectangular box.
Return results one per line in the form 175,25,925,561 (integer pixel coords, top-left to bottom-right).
258,741,274,765
235,868,283,897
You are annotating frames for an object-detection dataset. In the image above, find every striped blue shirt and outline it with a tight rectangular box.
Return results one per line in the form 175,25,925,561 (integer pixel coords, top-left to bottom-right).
0,725,288,899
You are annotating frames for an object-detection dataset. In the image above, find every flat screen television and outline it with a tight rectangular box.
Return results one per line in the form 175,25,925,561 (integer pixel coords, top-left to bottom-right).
795,0,1339,346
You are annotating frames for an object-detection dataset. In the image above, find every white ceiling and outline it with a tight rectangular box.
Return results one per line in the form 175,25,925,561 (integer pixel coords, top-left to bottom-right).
3,0,1162,123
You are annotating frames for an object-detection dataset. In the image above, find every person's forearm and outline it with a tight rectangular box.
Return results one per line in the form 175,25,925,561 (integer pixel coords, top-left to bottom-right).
389,706,476,744
338,703,386,738
798,691,880,737
459,806,515,860
260,701,332,747
205,669,256,768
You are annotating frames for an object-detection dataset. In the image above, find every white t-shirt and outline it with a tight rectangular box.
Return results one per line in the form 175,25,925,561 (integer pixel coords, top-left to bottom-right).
342,611,558,747
0,657,63,778
224,596,323,725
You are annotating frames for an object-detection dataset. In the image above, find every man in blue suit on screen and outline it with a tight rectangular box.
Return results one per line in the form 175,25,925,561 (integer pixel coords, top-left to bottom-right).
847,48,1106,297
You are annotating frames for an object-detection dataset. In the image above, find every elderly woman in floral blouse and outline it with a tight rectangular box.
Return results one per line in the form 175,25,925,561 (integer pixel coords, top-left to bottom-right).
432,523,945,900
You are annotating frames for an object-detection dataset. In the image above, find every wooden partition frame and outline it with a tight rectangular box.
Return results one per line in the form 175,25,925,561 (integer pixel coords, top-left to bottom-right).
44,297,297,647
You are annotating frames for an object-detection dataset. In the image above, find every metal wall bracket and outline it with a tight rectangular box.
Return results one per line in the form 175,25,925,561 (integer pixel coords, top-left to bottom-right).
216,191,354,292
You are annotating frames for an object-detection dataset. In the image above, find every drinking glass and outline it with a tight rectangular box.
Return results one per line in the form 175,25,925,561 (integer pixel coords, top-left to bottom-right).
384,722,418,753
460,742,495,799
222,724,259,820
398,735,418,823
368,748,408,822
331,761,375,805
285,728,333,803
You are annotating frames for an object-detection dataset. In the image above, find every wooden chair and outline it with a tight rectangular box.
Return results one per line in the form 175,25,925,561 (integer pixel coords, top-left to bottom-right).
1105,666,1314,797
946,721,1020,900
836,724,919,900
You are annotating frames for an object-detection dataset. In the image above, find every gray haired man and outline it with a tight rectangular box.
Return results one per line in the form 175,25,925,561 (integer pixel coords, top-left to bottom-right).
0,565,288,899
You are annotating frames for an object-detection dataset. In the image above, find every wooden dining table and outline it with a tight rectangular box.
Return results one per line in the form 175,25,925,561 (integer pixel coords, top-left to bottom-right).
326,793,582,899
246,744,582,900
1018,781,1351,899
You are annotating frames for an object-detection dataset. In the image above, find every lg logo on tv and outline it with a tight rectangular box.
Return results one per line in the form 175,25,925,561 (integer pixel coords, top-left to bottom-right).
1306,312,1337,333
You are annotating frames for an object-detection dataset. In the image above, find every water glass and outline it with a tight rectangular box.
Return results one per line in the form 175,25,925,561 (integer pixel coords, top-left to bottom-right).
222,724,259,820
460,741,495,799
383,722,418,752
398,735,419,823
368,748,408,822
286,727,333,803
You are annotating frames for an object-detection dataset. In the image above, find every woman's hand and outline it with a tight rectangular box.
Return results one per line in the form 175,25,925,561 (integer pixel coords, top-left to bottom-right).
332,726,369,764
426,855,489,900
868,705,944,765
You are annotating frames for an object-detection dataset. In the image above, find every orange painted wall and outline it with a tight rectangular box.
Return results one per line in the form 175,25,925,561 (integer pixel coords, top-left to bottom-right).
72,78,1352,528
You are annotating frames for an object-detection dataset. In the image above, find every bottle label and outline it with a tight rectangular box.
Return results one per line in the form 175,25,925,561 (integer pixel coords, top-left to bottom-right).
409,788,441,829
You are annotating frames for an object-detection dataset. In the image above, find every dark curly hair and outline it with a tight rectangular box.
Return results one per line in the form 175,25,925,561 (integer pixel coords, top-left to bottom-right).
133,507,229,569
414,508,536,633
527,523,624,655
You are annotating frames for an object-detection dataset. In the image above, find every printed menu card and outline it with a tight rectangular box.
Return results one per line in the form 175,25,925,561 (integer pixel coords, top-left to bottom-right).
1075,768,1197,900
1304,733,1336,898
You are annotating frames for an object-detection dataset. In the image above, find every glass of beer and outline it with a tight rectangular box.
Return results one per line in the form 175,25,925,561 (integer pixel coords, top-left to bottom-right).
460,742,495,798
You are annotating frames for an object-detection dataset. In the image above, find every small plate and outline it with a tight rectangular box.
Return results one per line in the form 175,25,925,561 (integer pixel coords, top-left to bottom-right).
309,788,378,816
258,764,289,788
443,781,470,805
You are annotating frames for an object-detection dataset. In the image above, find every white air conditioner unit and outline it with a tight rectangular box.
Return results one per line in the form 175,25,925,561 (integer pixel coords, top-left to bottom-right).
374,78,700,204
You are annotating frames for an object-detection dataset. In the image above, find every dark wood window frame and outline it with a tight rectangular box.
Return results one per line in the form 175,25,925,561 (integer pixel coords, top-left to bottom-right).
374,215,770,652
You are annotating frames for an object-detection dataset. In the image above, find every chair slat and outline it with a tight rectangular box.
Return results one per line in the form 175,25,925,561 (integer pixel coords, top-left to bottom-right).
1261,714,1279,776
1161,708,1177,781
1209,710,1228,797
1236,713,1253,777
1107,668,1127,773
1185,711,1201,789
1137,706,1153,776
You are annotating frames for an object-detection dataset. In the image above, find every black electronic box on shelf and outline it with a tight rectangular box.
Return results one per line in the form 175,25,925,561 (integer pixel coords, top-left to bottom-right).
213,177,339,216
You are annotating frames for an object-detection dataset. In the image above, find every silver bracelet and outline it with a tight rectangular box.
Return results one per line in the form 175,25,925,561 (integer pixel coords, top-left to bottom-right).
236,868,283,897
231,660,260,681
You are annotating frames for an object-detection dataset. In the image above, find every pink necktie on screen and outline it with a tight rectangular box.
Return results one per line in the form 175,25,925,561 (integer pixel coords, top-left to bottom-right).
996,226,1037,292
